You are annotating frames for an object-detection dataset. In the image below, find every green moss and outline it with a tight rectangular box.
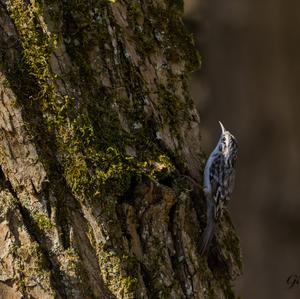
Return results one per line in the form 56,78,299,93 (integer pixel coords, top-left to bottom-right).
157,85,188,132
125,1,157,58
166,15,201,72
168,0,184,12
97,244,140,298
8,0,175,204
63,247,80,273
125,0,201,71
220,212,243,271
32,212,54,232
216,278,237,299
15,242,54,296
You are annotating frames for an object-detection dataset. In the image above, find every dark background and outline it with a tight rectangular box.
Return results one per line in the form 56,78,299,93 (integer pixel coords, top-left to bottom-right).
184,0,300,298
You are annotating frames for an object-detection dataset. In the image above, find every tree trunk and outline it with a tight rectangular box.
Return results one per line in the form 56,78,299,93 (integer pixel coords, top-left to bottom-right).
0,0,241,298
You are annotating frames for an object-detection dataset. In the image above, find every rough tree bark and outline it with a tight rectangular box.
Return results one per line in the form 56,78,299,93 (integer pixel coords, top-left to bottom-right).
0,0,241,298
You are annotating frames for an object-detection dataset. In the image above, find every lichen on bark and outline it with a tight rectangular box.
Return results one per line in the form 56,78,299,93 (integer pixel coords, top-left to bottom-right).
0,0,241,298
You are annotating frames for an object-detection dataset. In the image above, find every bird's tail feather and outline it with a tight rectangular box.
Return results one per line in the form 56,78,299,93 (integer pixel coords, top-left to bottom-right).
200,220,215,255
200,212,215,255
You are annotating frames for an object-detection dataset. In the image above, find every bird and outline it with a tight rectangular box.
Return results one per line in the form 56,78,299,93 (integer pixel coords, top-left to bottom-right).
200,121,238,255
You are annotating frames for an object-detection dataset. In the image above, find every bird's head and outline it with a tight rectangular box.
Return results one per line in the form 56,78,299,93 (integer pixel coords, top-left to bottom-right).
218,121,238,157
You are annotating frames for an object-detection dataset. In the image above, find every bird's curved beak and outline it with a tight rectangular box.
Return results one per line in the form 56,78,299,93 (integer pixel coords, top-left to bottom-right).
218,121,226,134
